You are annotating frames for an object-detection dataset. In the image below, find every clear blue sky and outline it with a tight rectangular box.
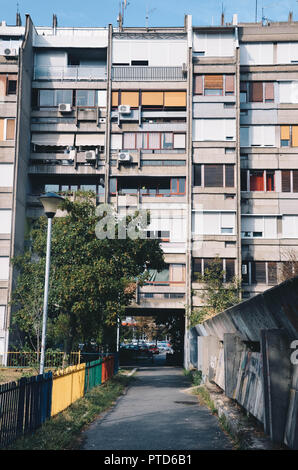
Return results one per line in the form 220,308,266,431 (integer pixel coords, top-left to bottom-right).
1,0,298,28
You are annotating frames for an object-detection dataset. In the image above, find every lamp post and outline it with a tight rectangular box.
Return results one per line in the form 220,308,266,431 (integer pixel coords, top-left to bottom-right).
39,192,64,375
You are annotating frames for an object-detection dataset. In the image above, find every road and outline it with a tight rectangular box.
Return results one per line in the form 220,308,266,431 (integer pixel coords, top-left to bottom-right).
81,360,233,451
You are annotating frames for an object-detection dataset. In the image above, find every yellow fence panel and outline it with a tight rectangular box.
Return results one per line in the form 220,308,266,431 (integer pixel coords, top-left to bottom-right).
51,363,86,416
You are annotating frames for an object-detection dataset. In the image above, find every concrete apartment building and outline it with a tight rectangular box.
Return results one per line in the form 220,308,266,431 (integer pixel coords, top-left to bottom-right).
1,11,298,366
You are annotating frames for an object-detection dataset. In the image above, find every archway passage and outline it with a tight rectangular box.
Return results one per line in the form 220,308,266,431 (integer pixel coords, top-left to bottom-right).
119,308,185,367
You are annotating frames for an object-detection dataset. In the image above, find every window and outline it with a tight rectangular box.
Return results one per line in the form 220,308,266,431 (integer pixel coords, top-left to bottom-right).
0,118,15,141
7,79,17,95
242,261,279,285
44,182,104,196
122,132,186,150
131,60,148,66
39,89,73,107
241,81,274,103
194,164,234,188
192,258,235,282
241,170,275,192
114,177,185,197
76,90,98,107
194,74,234,96
194,164,202,186
280,125,298,147
204,164,223,187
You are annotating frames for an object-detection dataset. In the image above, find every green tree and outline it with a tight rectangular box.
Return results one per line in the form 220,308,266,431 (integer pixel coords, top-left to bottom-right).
189,257,241,327
10,192,165,353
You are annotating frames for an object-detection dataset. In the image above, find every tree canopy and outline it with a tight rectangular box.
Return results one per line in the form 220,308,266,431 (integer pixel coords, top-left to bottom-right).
10,192,165,353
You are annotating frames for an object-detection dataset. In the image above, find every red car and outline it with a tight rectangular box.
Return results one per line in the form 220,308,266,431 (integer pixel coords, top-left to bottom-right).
149,345,159,355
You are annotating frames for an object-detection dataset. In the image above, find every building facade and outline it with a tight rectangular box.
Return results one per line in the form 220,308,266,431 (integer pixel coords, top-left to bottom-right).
1,13,298,366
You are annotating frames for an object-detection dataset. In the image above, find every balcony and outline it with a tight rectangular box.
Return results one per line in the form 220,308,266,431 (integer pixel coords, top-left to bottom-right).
34,65,107,81
112,66,186,82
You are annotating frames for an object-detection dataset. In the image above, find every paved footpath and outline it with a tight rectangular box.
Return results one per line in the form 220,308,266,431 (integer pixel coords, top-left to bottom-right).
81,366,233,450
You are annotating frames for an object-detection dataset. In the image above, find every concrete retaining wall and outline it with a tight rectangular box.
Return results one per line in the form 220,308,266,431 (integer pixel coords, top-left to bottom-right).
191,276,298,449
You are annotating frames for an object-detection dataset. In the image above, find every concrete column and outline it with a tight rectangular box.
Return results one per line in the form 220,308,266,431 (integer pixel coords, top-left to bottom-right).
224,333,245,399
261,329,292,444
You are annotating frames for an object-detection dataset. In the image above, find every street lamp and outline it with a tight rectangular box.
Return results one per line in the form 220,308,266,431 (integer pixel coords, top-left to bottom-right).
39,192,64,375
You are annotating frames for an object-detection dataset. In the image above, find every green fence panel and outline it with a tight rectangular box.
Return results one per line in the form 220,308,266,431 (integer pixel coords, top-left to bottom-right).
84,359,103,393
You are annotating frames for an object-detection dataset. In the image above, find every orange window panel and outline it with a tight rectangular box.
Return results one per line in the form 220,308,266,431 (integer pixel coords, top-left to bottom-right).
164,91,186,107
6,119,15,140
112,91,119,107
292,126,298,147
0,119,4,141
204,75,223,89
141,91,164,106
280,125,290,141
120,91,139,107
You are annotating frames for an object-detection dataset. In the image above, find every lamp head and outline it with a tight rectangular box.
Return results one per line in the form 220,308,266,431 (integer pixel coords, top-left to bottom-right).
39,192,65,218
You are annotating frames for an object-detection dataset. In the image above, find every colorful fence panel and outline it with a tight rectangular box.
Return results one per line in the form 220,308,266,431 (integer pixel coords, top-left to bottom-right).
84,359,103,393
101,356,114,384
51,363,86,417
0,372,52,448
0,354,118,447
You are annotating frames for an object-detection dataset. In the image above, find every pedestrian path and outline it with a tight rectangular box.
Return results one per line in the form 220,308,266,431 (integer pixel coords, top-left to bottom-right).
81,367,233,450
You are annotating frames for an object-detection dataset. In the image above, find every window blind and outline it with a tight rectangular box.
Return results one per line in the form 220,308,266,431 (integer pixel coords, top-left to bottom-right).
204,165,223,187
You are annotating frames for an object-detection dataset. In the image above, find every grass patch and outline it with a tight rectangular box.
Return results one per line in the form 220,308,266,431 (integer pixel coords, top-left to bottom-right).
193,385,218,415
6,372,133,450
183,369,202,386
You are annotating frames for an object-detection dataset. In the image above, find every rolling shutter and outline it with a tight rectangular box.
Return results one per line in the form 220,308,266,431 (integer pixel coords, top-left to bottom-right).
225,165,234,187
204,164,223,187
120,91,139,107
292,126,298,147
6,119,15,140
280,125,290,140
265,82,274,101
252,261,266,284
293,170,298,192
141,91,164,106
164,91,186,107
112,91,119,107
250,82,263,102
204,75,223,89
194,75,203,95
281,170,291,192
225,75,235,94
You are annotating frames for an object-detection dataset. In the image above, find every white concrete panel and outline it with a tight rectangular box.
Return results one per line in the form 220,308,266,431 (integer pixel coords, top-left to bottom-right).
277,42,298,64
193,119,235,141
0,164,14,187
0,306,5,330
111,134,123,150
240,43,273,65
193,32,234,56
279,81,298,103
112,39,187,66
0,257,9,280
0,210,12,234
282,215,298,238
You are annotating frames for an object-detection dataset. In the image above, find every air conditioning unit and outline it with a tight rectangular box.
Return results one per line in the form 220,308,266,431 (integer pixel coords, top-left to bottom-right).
118,105,131,114
85,150,97,161
4,48,17,57
99,118,106,123
58,103,72,113
242,264,248,275
118,151,131,162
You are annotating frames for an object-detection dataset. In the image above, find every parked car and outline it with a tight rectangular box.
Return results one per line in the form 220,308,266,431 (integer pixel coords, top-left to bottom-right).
149,345,159,355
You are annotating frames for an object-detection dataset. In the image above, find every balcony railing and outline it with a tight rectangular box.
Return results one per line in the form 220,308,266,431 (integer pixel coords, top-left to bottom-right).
112,66,186,82
34,65,107,81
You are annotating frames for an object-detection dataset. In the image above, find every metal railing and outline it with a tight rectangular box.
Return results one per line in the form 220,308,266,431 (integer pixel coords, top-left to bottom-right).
34,66,107,81
5,351,81,369
112,66,186,81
